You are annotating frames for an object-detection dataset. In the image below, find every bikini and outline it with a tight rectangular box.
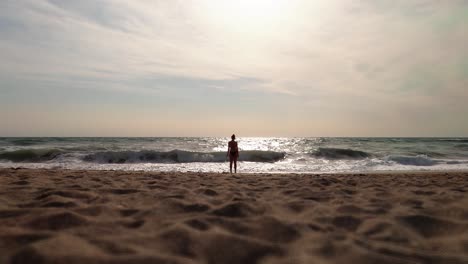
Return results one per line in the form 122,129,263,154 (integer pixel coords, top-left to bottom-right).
230,148,238,156
229,142,238,156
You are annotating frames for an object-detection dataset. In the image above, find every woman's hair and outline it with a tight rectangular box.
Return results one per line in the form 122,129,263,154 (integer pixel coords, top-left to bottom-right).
231,134,236,140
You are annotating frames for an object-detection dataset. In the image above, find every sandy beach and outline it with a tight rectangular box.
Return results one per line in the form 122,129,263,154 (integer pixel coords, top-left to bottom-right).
0,168,467,263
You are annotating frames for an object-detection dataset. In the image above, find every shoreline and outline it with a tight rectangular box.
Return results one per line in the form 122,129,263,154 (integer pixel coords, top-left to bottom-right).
3,166,468,175
1,168,467,263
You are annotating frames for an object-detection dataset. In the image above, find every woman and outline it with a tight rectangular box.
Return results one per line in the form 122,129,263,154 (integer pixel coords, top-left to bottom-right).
227,134,239,173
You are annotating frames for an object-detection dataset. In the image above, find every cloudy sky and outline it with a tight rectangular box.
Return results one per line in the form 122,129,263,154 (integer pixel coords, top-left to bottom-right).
1,0,467,137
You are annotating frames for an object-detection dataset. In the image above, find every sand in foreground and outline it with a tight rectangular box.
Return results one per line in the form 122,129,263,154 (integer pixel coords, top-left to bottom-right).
0,169,467,264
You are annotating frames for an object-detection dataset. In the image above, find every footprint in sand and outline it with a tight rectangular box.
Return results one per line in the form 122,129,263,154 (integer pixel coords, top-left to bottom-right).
119,209,140,217
26,211,89,231
10,235,107,263
331,215,363,232
0,209,30,219
212,202,263,218
105,188,140,195
202,233,283,264
184,218,210,231
121,219,145,229
398,215,467,238
201,188,218,196
10,180,29,185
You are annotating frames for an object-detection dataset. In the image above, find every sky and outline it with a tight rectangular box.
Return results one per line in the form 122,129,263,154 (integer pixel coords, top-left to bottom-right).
1,0,467,137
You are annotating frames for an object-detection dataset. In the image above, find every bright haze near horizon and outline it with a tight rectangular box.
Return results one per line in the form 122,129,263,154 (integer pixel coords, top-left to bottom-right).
1,0,467,137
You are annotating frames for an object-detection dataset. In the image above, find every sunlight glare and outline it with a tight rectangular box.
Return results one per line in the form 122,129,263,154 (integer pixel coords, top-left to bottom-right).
205,0,291,32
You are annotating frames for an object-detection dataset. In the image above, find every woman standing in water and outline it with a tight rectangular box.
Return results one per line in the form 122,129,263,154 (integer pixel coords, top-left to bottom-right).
227,134,239,173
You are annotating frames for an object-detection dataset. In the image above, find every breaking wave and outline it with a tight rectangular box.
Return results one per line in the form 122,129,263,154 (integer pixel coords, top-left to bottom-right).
312,148,370,160
437,139,468,143
83,150,286,164
387,155,437,166
454,144,468,150
1,137,468,172
8,138,47,146
0,149,63,162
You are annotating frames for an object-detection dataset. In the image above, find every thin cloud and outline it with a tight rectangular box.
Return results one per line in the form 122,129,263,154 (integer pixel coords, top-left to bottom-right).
0,0,467,136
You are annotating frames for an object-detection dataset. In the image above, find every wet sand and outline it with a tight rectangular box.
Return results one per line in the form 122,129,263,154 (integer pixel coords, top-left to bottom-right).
0,168,467,263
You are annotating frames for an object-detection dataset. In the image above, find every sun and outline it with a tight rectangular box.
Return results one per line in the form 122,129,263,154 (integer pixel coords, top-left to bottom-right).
204,0,290,32
223,0,285,20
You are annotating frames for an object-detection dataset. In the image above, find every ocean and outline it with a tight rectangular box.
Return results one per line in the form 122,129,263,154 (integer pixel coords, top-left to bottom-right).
1,137,468,173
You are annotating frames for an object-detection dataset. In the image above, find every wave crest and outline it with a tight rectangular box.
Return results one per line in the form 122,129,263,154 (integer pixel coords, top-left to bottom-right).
0,149,62,162
8,138,46,146
312,148,370,160
83,150,285,164
387,155,437,166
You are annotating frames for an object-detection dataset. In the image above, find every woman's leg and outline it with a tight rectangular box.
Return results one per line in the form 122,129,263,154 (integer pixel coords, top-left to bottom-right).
234,155,238,173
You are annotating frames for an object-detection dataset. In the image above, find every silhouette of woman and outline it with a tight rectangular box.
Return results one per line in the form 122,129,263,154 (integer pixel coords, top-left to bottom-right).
227,134,239,173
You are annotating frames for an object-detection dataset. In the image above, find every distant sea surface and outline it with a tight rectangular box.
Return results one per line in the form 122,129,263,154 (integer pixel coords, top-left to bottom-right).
1,137,468,173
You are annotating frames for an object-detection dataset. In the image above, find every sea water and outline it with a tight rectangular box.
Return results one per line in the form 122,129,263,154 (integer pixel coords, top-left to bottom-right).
1,137,468,173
